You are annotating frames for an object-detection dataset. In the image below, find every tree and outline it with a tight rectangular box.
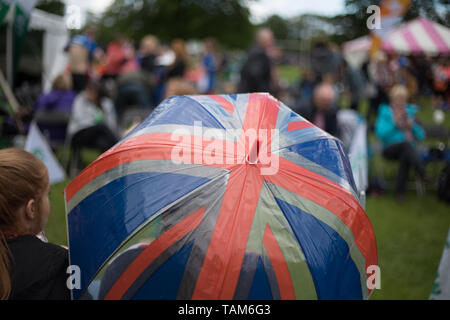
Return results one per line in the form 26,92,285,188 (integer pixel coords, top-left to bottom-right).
91,0,254,49
404,0,450,25
287,14,339,49
260,15,290,40
345,0,450,26
35,0,65,16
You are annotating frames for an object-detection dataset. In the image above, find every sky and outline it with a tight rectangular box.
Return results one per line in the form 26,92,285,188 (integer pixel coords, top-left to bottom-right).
63,0,347,27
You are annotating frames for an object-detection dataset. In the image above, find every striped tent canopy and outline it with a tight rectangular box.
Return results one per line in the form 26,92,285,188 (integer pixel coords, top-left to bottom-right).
64,93,378,300
382,17,450,55
343,17,450,67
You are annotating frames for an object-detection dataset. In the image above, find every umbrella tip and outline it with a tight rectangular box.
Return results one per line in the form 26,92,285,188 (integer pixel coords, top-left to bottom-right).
246,139,259,165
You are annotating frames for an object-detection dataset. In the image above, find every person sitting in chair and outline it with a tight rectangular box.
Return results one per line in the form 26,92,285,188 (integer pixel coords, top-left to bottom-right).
33,73,76,144
67,80,118,166
375,84,427,201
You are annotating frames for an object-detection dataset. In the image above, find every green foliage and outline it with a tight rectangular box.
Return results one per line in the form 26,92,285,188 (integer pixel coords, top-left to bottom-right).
35,0,65,16
405,0,450,26
258,0,450,46
345,0,450,31
260,14,290,40
91,0,254,49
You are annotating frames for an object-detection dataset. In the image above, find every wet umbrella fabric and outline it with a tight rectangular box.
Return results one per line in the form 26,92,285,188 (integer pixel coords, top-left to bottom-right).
64,93,377,300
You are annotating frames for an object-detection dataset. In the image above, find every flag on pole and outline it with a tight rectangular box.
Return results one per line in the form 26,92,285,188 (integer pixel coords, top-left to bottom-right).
0,0,13,25
13,0,38,75
25,122,66,184
430,229,450,300
369,0,411,56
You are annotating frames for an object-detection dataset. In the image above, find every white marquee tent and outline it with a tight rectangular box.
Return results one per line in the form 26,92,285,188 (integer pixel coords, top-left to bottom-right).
2,7,69,92
28,8,69,92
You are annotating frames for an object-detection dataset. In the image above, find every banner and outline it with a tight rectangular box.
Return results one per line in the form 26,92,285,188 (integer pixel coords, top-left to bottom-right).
369,0,411,55
24,122,66,185
430,229,450,300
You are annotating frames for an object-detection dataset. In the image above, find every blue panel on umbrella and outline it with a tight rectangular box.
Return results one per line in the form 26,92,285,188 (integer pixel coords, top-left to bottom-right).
68,172,210,299
132,241,194,300
248,256,273,300
286,138,357,192
149,96,226,129
275,197,362,299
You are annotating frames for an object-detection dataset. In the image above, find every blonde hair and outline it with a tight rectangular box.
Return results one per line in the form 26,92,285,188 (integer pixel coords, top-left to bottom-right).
140,35,159,54
390,84,409,101
52,73,72,91
165,78,197,98
0,148,49,300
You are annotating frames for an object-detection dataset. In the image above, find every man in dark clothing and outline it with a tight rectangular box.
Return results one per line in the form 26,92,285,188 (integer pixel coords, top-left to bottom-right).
238,28,277,96
293,82,339,137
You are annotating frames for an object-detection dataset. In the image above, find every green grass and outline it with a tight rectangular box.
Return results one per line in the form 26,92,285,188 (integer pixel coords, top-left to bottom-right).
278,65,301,86
45,180,70,246
44,149,100,247
366,193,450,299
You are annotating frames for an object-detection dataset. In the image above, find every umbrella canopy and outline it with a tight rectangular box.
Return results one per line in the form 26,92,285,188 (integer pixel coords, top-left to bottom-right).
64,93,377,300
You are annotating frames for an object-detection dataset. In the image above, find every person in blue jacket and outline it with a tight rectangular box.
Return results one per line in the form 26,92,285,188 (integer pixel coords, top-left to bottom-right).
375,84,427,200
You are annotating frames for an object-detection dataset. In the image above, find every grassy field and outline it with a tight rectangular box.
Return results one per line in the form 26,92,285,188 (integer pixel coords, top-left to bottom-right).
366,193,450,299
40,65,450,299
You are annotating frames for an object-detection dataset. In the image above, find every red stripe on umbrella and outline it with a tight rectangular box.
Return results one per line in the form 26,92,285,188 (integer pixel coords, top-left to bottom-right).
104,206,206,300
263,224,296,300
207,95,235,115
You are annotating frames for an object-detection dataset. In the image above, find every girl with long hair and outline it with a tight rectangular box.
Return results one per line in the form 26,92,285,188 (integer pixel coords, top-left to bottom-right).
0,148,70,299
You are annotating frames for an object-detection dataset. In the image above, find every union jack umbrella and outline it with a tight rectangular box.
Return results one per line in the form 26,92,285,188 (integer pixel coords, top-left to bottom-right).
64,93,377,300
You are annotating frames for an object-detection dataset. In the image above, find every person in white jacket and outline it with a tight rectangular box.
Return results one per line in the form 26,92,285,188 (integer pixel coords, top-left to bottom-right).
67,80,118,153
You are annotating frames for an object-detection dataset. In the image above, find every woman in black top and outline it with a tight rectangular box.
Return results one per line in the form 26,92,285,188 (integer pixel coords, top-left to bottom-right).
0,148,70,300
167,38,187,79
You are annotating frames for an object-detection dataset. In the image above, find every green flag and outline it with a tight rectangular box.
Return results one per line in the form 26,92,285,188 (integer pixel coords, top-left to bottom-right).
0,0,13,25
13,0,37,76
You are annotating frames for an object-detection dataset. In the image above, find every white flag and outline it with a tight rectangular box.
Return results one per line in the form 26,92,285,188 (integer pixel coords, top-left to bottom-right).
337,110,368,192
348,121,368,193
25,122,66,184
430,229,450,300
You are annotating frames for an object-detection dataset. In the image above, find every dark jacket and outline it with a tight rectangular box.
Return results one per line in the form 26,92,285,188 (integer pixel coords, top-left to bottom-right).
167,59,186,79
293,98,339,137
6,235,70,300
238,45,272,94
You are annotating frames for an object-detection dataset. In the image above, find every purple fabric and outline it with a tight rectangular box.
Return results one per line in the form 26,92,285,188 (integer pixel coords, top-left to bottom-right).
33,90,76,113
33,90,77,142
